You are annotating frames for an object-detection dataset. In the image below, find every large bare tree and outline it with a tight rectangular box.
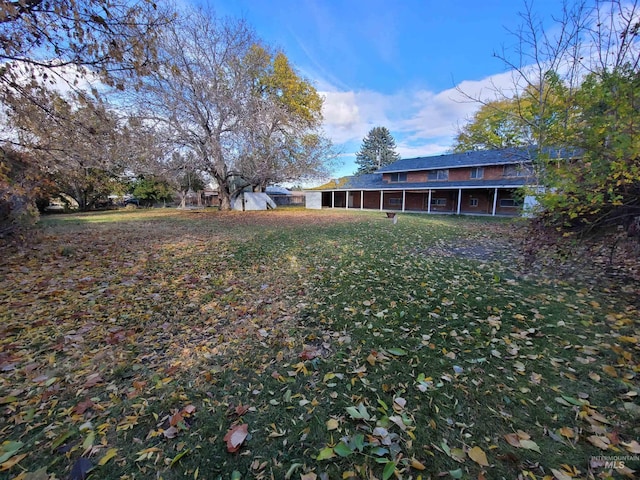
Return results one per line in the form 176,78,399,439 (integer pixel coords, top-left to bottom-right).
137,6,330,210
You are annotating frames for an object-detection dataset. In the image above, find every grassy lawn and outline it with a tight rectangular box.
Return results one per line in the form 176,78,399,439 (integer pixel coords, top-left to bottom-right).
0,209,638,480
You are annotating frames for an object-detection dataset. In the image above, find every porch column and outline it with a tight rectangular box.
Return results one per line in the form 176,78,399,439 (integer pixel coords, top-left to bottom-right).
492,188,498,216
360,191,364,210
402,190,406,212
427,189,432,213
331,191,335,209
456,188,462,215
346,191,349,209
380,191,384,211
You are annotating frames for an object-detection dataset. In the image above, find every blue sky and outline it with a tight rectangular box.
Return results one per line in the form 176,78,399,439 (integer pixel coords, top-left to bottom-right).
210,0,565,179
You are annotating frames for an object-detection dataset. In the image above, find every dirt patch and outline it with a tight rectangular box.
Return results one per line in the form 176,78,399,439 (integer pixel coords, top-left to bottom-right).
412,220,640,296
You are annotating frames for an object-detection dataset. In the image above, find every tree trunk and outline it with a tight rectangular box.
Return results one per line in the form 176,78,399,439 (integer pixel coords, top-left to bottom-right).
219,189,232,210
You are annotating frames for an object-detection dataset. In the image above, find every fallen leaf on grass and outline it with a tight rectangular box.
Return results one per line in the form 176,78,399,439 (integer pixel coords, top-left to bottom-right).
387,347,407,356
0,441,23,464
345,404,370,420
235,404,249,416
326,418,339,430
504,433,521,448
15,466,49,480
74,399,94,415
83,373,103,388
169,448,190,468
223,424,248,453
163,426,179,439
316,447,335,460
333,442,353,457
550,468,574,480
622,440,640,454
519,439,541,453
0,453,27,471
382,461,396,480
98,448,118,466
504,430,539,451
450,448,466,463
448,468,463,478
468,446,489,466
169,411,183,427
559,427,575,438
587,435,610,450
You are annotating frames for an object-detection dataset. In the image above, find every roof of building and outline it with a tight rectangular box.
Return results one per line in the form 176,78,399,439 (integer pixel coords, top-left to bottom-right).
308,177,351,190
265,186,293,195
376,148,538,173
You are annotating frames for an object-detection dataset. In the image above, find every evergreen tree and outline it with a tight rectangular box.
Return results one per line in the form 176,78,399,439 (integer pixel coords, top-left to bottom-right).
355,127,400,174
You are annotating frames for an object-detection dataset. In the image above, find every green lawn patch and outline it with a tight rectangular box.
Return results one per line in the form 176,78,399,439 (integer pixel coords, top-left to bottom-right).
0,210,638,479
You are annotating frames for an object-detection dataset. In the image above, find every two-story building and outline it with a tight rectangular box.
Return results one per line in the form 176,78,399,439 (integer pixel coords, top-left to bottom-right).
306,148,538,216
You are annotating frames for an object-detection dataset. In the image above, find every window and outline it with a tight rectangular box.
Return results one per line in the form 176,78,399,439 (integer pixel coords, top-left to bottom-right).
389,172,407,182
499,199,517,207
431,198,447,206
388,198,402,205
503,164,534,177
427,169,449,180
469,198,479,207
470,167,484,179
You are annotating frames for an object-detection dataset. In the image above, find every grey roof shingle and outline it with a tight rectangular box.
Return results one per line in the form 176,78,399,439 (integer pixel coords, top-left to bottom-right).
376,148,536,173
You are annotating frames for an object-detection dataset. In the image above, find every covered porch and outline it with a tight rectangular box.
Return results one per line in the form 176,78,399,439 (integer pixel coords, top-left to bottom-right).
320,187,522,216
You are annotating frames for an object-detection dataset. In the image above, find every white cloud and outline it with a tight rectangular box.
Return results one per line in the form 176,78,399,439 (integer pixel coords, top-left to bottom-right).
320,91,360,134
396,142,453,159
319,68,523,163
315,67,541,178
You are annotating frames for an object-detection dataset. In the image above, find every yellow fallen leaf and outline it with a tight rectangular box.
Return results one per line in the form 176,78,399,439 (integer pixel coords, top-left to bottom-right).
588,372,601,382
618,336,637,343
98,448,118,466
326,418,339,431
602,365,618,377
468,446,489,467
559,427,575,438
410,458,426,470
